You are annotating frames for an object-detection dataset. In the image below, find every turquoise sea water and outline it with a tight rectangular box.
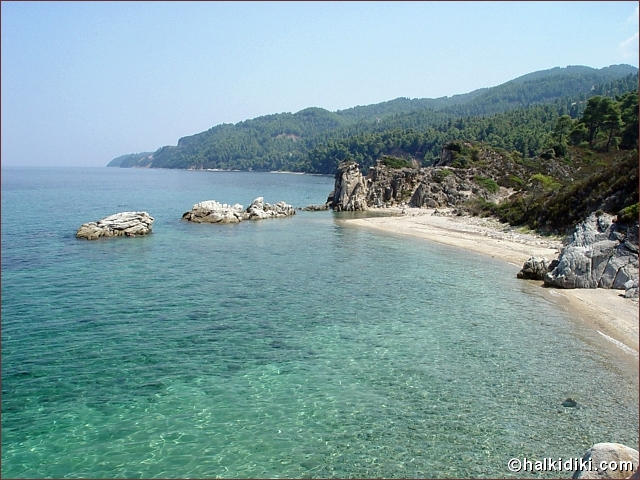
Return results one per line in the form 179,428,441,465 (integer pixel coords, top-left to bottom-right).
1,167,637,478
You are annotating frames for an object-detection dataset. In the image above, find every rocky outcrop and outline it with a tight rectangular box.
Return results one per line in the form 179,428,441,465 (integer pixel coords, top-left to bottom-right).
182,197,295,224
182,200,246,223
245,197,295,220
330,161,368,211
328,145,512,211
517,257,558,280
573,442,638,479
544,212,639,290
76,212,154,240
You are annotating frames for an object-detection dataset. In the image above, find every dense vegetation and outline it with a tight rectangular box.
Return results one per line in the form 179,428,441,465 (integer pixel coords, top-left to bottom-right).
108,65,637,173
464,91,638,233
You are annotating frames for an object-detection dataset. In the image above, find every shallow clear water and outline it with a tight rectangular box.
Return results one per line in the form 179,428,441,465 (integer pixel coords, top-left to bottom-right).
2,167,637,478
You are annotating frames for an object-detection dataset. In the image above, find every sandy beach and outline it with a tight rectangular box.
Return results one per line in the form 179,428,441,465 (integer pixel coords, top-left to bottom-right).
342,207,639,365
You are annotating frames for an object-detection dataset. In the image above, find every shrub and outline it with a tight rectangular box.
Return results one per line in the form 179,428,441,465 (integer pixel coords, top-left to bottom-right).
529,173,561,191
451,156,470,168
380,155,412,169
433,169,452,183
474,175,499,194
618,203,639,223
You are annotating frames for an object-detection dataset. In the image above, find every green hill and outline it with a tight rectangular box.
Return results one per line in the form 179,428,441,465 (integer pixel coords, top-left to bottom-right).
108,64,638,172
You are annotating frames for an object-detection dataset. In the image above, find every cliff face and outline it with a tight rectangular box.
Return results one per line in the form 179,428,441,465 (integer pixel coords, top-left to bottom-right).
329,143,514,211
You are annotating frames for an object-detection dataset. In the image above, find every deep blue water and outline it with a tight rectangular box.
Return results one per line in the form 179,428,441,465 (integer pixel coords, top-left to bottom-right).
1,167,637,478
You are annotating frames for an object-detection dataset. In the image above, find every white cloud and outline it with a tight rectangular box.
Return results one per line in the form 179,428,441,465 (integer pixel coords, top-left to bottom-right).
619,31,639,59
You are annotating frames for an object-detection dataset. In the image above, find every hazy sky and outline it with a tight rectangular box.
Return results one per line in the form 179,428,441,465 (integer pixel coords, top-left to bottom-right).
2,1,638,167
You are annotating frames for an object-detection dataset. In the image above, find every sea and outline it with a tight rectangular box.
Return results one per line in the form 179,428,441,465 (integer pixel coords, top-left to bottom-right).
1,166,638,478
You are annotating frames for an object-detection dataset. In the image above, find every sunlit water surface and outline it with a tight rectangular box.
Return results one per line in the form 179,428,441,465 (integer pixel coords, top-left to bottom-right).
2,167,637,478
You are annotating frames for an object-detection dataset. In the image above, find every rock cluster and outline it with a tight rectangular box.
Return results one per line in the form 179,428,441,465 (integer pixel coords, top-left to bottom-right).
327,145,513,211
182,200,246,223
543,212,639,295
573,442,638,479
76,212,154,240
245,197,295,220
182,197,295,224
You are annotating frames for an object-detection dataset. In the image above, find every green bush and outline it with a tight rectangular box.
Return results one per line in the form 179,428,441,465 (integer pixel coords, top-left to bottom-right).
529,173,561,191
433,169,452,183
474,175,499,194
451,156,470,168
380,155,412,169
618,203,639,223
465,197,497,217
508,175,525,187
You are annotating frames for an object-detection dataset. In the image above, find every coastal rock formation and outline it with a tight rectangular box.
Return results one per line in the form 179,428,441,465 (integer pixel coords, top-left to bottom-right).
517,256,557,280
76,212,154,240
544,212,639,290
182,200,246,223
182,197,295,223
573,442,638,479
328,144,516,211
330,161,368,211
245,197,296,220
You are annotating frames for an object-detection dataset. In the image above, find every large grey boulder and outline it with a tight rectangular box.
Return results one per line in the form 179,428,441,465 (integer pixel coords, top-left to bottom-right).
330,161,368,211
544,212,639,290
76,211,154,240
573,442,638,479
182,197,295,224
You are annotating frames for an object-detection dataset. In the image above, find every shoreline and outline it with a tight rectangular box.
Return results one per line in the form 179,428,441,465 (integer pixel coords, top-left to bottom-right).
341,207,639,369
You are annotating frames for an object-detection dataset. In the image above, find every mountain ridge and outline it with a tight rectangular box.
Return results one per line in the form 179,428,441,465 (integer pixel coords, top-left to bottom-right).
108,64,638,171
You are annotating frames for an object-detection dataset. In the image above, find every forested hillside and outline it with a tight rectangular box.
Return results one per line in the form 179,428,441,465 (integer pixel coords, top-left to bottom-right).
108,64,637,172
464,90,639,232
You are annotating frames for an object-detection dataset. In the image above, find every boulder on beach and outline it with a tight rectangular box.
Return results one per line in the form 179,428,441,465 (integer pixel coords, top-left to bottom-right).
544,212,639,290
182,197,295,224
76,211,154,240
573,442,638,479
517,256,557,280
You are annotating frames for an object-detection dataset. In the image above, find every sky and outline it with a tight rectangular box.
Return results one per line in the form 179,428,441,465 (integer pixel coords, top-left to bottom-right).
1,1,638,167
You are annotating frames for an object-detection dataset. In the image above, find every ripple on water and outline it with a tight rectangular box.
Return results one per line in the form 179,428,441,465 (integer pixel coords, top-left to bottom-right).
1,168,637,478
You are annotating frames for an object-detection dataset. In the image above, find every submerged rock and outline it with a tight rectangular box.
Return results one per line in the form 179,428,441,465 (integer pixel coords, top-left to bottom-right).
76,211,154,240
300,204,330,211
561,397,578,408
573,443,638,479
544,212,639,290
182,197,295,224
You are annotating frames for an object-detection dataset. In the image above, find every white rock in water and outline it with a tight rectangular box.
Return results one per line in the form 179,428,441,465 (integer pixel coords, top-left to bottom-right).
182,197,295,224
76,211,154,240
573,442,638,479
